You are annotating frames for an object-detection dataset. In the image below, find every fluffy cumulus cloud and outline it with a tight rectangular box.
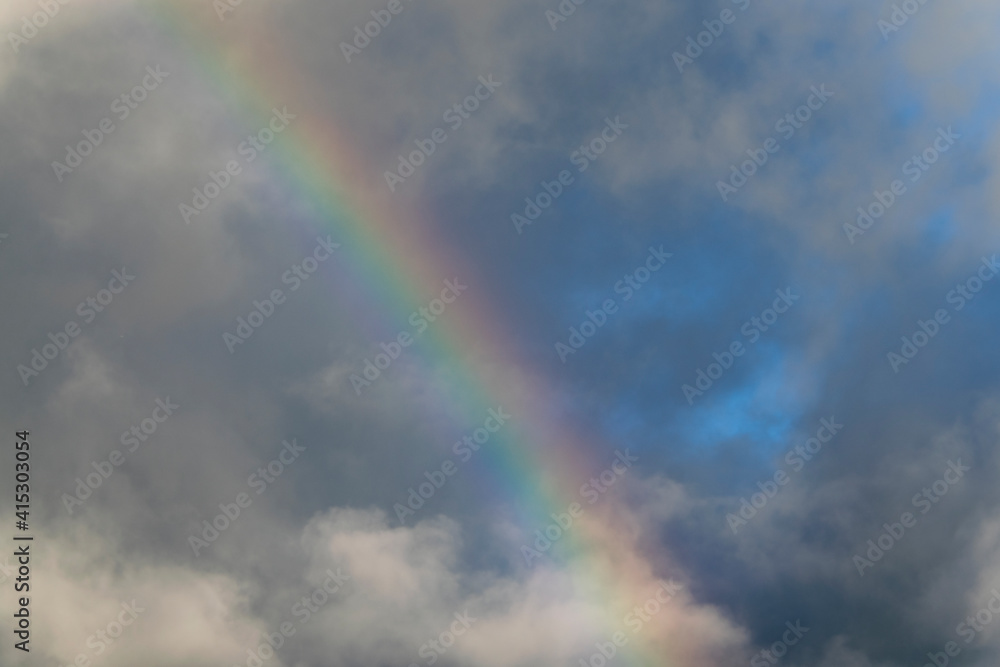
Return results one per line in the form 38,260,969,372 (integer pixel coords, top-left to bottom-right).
290,504,747,667
2,0,1000,665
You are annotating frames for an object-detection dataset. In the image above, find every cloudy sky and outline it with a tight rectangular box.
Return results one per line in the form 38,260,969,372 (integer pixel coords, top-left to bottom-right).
3,0,1000,666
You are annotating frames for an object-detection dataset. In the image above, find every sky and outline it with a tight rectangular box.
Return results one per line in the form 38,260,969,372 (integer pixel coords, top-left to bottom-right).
2,1,1000,666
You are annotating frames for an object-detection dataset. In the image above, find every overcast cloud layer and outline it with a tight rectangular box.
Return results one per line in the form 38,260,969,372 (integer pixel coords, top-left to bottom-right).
3,1,1000,666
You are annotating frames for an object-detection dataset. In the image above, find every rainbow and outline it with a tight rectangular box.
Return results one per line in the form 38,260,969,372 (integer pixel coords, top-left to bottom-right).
147,2,683,664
